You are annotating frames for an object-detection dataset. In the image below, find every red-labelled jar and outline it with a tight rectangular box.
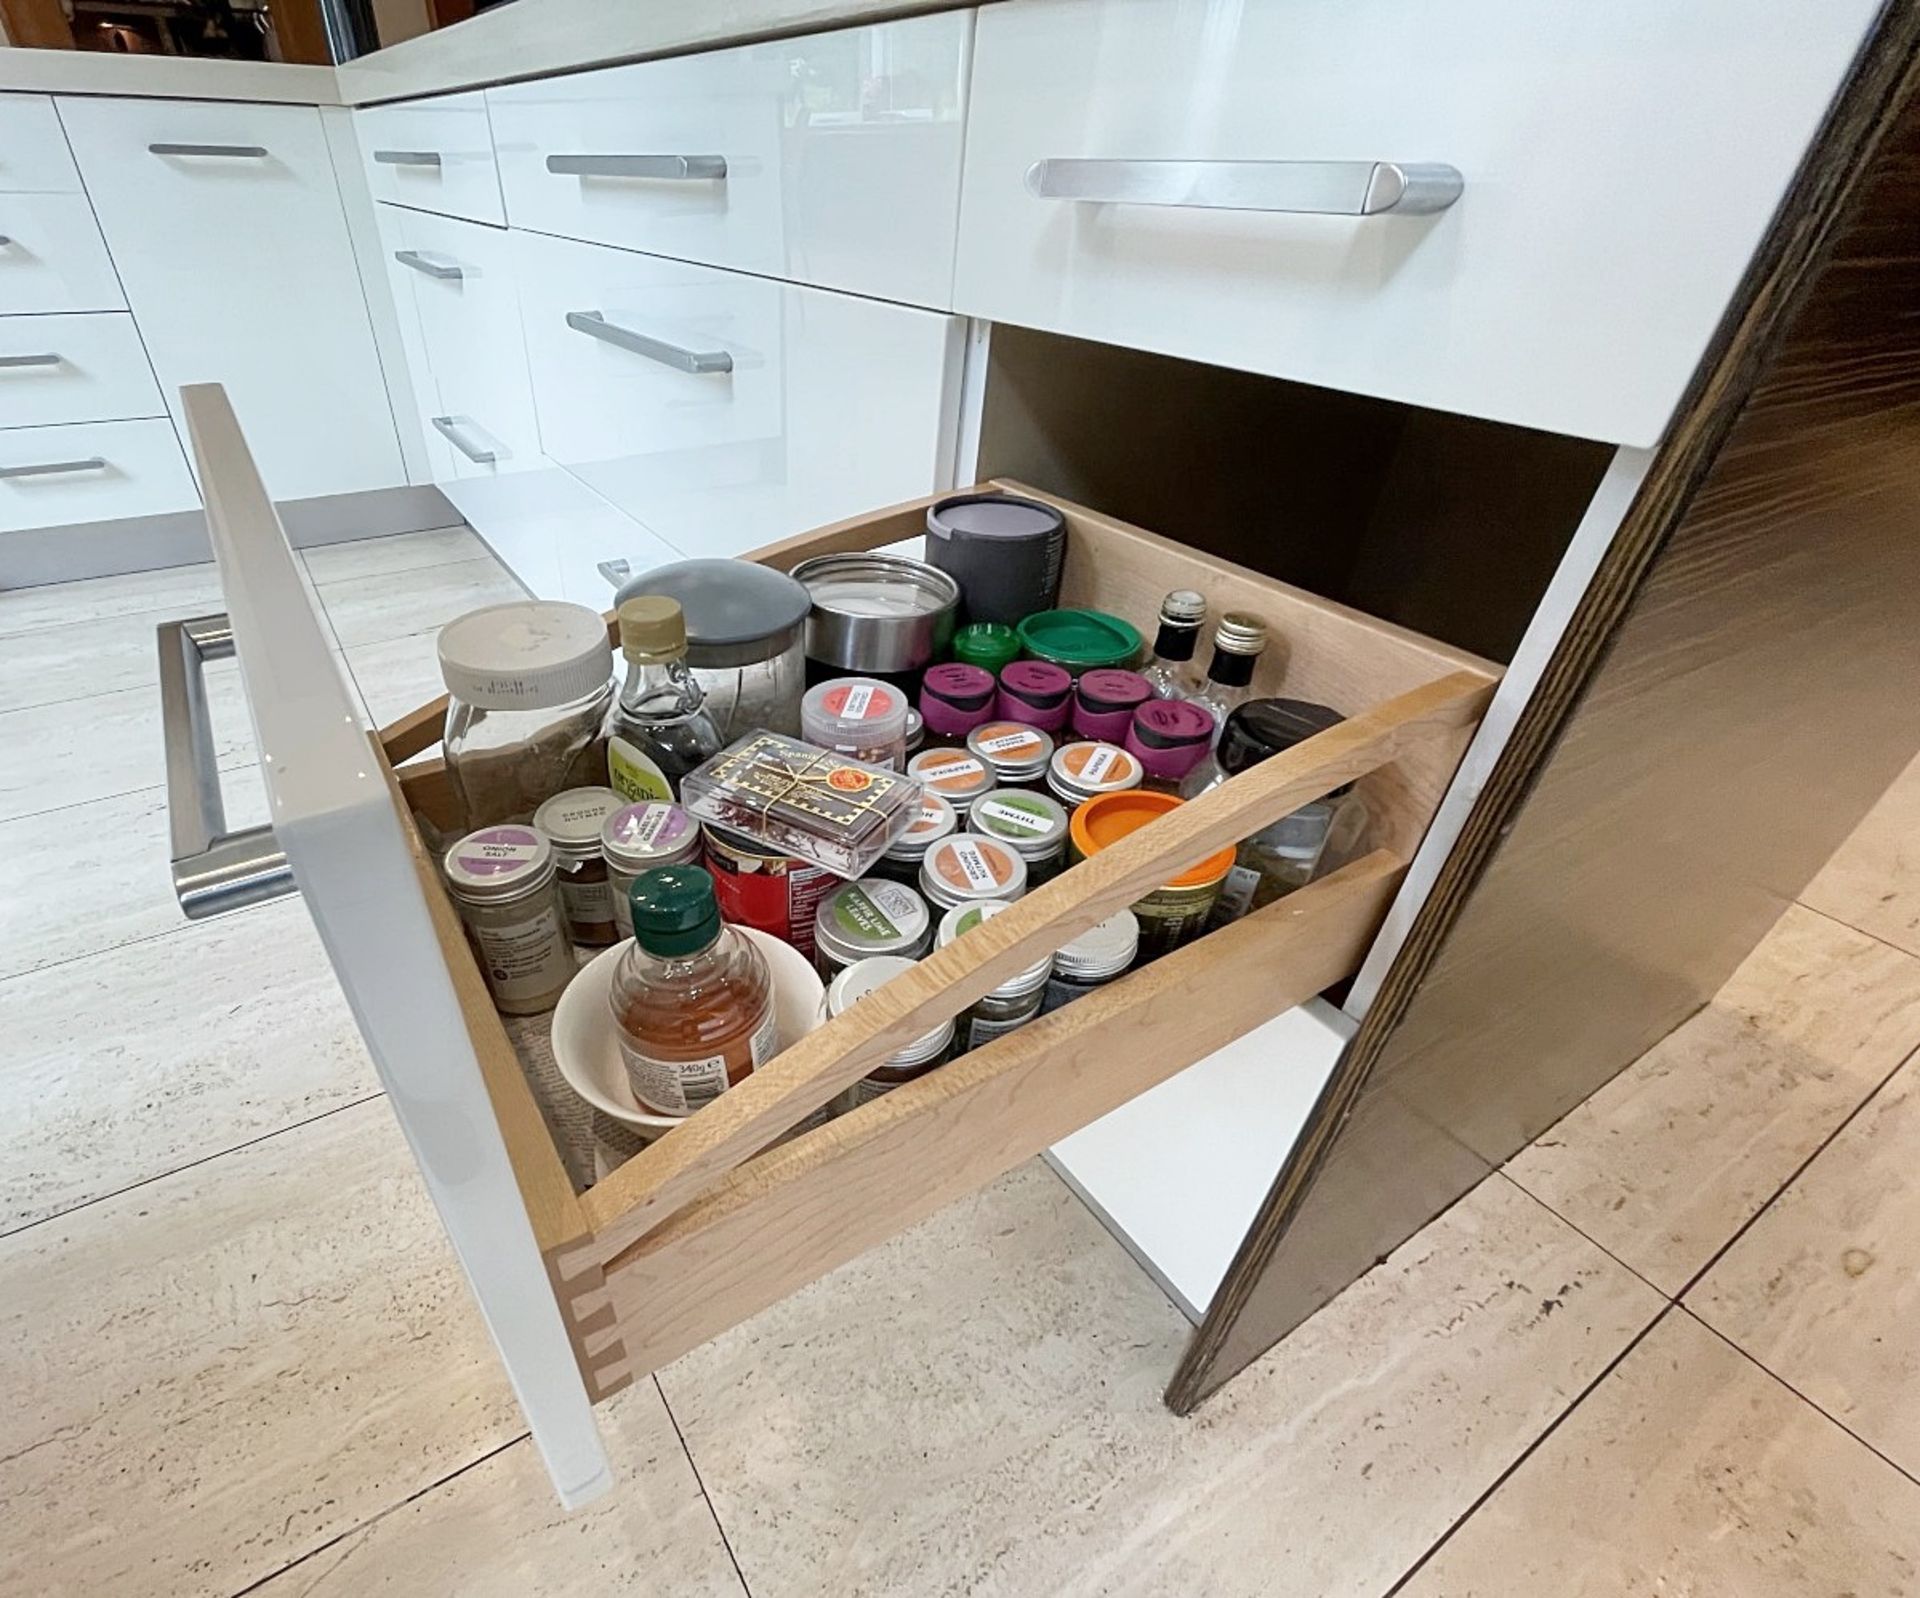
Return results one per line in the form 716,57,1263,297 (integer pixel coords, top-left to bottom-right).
1071,668,1152,743
996,660,1072,732
1125,698,1216,790
918,662,997,745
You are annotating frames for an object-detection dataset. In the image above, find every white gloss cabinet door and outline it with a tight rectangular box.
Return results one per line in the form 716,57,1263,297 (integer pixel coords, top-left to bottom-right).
54,97,407,502
487,10,970,308
0,93,82,192
0,418,199,532
514,228,963,560
355,91,505,226
955,0,1884,448
0,193,124,313
0,312,166,429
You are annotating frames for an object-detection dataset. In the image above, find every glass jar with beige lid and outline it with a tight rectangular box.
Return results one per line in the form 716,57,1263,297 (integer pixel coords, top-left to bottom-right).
443,824,578,1015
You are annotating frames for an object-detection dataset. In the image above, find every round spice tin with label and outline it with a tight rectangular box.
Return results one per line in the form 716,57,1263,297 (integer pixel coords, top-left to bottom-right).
1047,740,1144,809
873,792,958,884
937,899,1051,1049
824,955,954,1104
812,877,933,979
601,801,701,939
443,824,578,1016
918,831,1028,911
907,746,995,813
801,676,910,770
968,788,1070,883
965,720,1055,787
702,823,838,958
1042,908,1141,1014
533,786,626,946
1068,790,1235,961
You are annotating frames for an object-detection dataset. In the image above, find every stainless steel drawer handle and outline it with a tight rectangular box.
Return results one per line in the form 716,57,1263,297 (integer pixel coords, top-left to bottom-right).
0,353,62,369
598,559,630,587
149,142,270,159
565,310,733,375
160,614,295,919
394,248,465,281
373,149,443,167
431,414,498,464
546,153,727,182
1024,159,1464,217
0,236,12,247
0,456,107,479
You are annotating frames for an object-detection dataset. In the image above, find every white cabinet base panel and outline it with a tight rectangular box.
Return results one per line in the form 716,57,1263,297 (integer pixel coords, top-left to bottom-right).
1049,997,1355,1321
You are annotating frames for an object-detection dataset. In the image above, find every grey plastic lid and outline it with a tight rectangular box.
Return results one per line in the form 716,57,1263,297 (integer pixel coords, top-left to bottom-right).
926,492,1066,544
611,558,811,670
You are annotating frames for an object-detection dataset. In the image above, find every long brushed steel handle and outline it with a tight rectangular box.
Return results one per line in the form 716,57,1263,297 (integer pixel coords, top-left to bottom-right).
159,614,295,919
0,456,107,479
0,353,62,369
431,415,498,464
546,153,727,181
1024,159,1463,216
394,248,464,281
373,149,442,166
565,310,733,375
149,142,270,158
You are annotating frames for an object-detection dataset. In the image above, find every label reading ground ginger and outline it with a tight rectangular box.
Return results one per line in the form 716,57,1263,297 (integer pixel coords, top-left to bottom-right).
938,837,1003,893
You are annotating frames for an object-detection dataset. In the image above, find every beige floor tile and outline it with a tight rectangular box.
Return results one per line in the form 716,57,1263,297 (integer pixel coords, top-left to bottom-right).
0,601,225,709
1505,903,1920,1294
0,562,224,638
1689,1055,1920,1477
1399,1310,1920,1598
249,1383,744,1598
319,556,525,650
659,1165,1660,1598
0,897,381,1232
1802,751,1920,958
301,525,487,586
0,1099,526,1598
343,629,450,731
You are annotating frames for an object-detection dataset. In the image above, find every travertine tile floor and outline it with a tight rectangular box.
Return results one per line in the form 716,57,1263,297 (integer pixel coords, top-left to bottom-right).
3,530,1918,1597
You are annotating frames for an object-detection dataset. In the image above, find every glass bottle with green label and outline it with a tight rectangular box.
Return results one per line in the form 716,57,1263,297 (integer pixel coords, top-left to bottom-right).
606,595,723,803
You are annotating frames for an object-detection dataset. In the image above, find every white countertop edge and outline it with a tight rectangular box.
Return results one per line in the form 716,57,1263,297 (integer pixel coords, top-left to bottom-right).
0,47,341,105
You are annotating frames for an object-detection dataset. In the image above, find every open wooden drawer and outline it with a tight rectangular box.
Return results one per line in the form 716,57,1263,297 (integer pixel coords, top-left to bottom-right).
171,385,1494,1507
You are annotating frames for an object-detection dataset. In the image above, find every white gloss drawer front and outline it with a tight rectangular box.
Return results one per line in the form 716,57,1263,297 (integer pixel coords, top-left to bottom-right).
0,94,82,192
487,9,970,308
515,229,962,559
356,91,505,226
0,418,199,532
0,195,125,314
0,313,165,429
954,0,1884,448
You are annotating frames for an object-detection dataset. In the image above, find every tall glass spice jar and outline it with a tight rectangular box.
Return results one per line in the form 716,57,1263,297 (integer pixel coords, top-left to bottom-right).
600,801,702,940
1067,791,1235,962
938,900,1051,1049
917,663,997,748
444,824,578,1015
532,786,625,945
1125,699,1217,792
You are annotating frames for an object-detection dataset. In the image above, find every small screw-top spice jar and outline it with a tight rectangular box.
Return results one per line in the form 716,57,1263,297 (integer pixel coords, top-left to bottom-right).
825,956,954,1105
1047,740,1144,810
907,746,995,815
871,792,958,885
1042,909,1141,1013
938,900,1051,1049
533,786,625,945
919,831,1028,911
601,801,701,939
996,660,1073,733
812,877,934,980
444,824,578,1015
967,789,1070,884
801,677,911,770
966,721,1055,790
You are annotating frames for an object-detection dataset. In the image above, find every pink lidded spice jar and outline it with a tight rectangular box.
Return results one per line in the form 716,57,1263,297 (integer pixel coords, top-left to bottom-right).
1125,698,1216,790
995,660,1073,733
1070,668,1152,742
917,663,998,746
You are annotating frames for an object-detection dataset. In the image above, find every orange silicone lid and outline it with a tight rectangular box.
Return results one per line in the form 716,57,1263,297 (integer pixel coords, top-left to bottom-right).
1068,790,1236,888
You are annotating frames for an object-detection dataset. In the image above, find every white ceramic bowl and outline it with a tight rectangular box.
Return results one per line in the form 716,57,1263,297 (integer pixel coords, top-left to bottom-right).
552,926,825,1139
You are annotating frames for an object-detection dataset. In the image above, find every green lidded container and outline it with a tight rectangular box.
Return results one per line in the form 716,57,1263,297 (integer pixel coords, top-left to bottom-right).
1016,608,1143,676
950,621,1022,675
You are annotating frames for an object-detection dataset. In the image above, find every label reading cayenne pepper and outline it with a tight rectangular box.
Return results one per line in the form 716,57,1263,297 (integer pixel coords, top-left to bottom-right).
977,730,1041,757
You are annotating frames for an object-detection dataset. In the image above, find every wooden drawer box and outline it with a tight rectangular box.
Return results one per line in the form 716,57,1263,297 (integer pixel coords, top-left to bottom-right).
177,384,1492,1504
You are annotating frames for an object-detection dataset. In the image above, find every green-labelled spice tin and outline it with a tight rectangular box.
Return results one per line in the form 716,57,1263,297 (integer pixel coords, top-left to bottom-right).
812,877,933,979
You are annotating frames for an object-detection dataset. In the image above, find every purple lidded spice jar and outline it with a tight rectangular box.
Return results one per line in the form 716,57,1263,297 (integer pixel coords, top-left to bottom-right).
996,660,1073,733
1125,698,1216,790
1071,668,1153,743
918,662,997,745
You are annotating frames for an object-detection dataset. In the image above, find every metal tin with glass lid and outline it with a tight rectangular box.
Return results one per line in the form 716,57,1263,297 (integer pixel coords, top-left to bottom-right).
873,792,958,883
907,746,995,813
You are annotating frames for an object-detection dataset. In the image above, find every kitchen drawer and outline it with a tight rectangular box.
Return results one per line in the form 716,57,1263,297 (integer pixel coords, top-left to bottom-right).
486,10,969,307
376,205,540,482
0,194,124,314
175,380,1493,1504
0,417,198,532
356,91,505,226
954,0,1883,448
0,313,164,429
515,229,962,558
0,94,81,192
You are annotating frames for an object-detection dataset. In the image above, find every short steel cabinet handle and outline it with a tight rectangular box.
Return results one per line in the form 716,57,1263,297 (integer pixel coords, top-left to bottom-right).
0,236,12,247
373,149,442,167
149,142,271,159
0,456,107,479
0,353,62,369
431,415,498,464
598,558,631,587
394,248,465,280
565,310,733,375
1024,159,1464,216
545,153,727,181
159,613,295,919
